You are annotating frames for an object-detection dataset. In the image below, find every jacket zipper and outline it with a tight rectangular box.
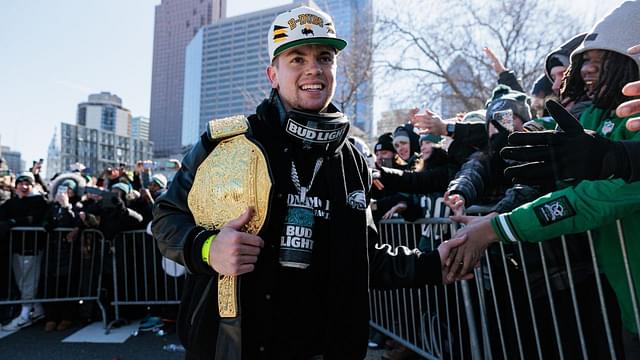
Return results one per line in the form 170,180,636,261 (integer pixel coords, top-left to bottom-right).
191,277,214,326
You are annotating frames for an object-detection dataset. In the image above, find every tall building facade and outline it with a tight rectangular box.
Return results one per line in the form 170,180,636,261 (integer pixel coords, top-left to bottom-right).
60,124,153,175
0,146,24,173
377,109,411,136
77,92,131,137
150,0,226,158
58,93,153,175
440,55,477,118
131,116,150,141
46,128,61,178
314,0,374,136
182,2,311,147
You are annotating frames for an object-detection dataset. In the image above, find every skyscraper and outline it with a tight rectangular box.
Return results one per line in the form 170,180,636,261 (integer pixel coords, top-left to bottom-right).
314,0,374,136
131,116,150,141
46,128,61,178
440,55,477,118
150,0,226,157
77,92,131,137
59,93,154,175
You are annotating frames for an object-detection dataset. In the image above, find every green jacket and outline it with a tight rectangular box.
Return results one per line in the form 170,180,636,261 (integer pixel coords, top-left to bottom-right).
491,105,640,333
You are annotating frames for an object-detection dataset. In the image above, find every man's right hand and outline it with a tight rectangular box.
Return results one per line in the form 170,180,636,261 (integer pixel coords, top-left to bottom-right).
209,207,264,276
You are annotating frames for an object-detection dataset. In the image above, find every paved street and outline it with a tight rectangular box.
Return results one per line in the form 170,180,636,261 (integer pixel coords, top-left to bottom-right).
0,319,384,359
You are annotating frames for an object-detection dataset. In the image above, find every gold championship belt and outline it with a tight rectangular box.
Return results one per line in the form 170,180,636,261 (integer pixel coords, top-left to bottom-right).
188,115,273,318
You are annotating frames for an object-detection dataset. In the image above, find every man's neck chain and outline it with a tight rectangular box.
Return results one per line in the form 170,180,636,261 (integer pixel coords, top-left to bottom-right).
290,157,323,202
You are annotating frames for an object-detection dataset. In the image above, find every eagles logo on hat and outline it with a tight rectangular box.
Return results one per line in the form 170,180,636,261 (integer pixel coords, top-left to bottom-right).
268,6,347,63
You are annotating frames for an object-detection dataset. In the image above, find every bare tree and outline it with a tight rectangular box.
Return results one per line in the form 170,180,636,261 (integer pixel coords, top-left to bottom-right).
376,0,585,115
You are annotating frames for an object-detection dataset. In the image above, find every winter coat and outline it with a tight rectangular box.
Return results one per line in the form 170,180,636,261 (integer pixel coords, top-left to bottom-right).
152,96,444,359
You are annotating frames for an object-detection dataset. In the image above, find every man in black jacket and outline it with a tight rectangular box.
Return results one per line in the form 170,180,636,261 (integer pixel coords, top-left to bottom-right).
152,6,468,360
0,172,49,331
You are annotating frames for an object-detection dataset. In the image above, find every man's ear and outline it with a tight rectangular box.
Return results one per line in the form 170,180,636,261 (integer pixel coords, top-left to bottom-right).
266,65,278,89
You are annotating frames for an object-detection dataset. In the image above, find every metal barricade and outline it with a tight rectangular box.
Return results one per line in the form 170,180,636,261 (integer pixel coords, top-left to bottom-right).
370,217,480,359
108,229,185,331
369,214,636,360
1,227,107,328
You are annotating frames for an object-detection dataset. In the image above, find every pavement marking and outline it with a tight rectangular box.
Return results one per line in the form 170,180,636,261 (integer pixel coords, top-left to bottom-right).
62,321,139,343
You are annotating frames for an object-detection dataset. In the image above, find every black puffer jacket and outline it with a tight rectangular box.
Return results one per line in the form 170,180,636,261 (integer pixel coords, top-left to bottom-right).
152,95,443,360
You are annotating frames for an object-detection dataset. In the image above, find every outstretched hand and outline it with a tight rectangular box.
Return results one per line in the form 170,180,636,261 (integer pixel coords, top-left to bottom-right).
437,236,474,284
443,191,465,216
209,207,264,276
501,100,618,184
484,47,507,74
445,213,499,281
410,108,447,136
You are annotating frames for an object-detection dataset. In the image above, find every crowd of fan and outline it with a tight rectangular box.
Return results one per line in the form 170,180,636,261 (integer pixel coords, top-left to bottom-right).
364,2,640,358
0,159,177,332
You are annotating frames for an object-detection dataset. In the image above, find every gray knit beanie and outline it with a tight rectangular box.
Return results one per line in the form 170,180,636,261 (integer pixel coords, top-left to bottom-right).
571,1,640,73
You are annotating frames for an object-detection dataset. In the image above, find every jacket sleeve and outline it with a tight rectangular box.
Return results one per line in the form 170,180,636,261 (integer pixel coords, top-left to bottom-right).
447,151,490,204
378,165,456,195
152,133,218,275
498,70,524,93
367,208,442,289
490,178,640,243
448,122,487,165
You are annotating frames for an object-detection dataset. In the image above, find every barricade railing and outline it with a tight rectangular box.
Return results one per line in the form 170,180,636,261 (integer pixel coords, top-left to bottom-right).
2,227,107,328
107,229,185,332
370,212,638,360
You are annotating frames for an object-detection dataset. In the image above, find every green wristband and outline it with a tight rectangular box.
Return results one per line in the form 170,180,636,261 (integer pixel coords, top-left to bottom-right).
202,234,216,266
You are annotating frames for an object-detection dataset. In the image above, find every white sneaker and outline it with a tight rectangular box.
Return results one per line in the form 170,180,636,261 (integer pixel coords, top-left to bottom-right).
2,315,32,331
30,306,45,322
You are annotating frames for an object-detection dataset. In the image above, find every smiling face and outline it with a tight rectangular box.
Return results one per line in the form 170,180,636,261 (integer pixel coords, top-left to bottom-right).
580,50,604,98
266,44,337,112
420,141,433,160
15,180,32,198
394,140,411,161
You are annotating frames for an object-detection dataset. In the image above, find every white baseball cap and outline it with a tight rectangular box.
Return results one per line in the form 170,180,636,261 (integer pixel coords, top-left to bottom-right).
268,6,347,63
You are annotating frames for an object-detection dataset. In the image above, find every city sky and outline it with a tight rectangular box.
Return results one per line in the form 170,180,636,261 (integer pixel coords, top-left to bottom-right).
0,0,622,171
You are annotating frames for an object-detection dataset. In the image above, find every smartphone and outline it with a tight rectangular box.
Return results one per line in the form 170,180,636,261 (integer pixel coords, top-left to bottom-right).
492,109,514,132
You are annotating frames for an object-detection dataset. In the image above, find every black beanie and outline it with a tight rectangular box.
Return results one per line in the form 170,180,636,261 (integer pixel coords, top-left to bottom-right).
374,132,395,153
530,74,553,97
